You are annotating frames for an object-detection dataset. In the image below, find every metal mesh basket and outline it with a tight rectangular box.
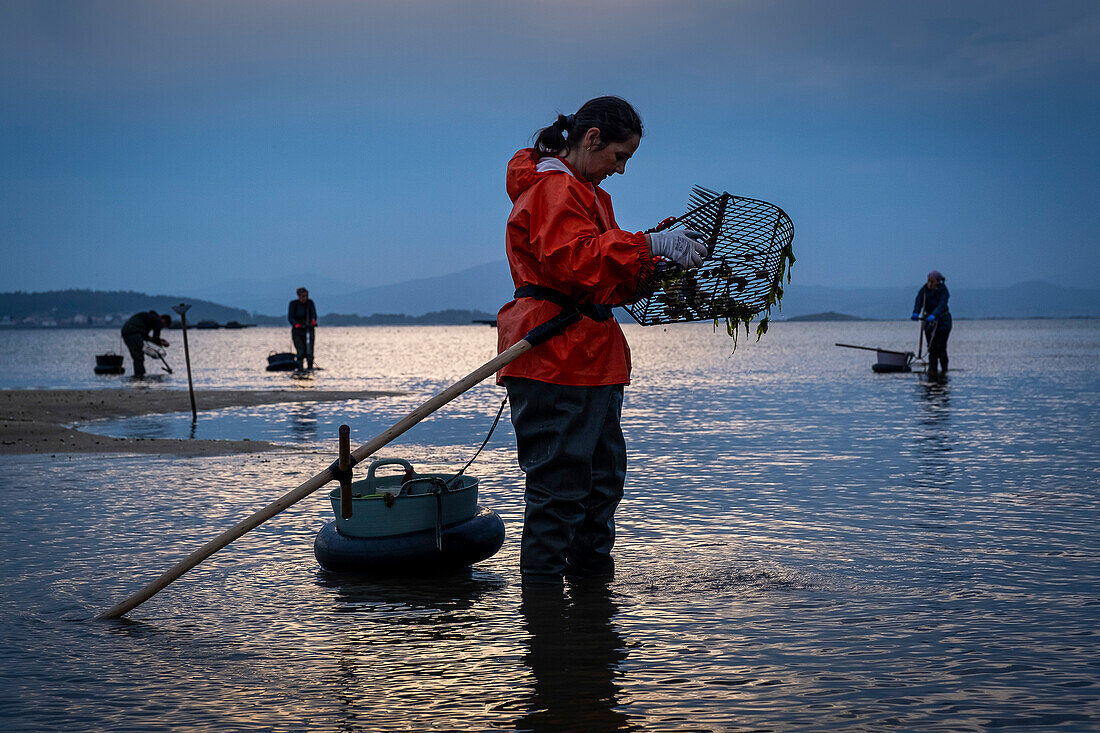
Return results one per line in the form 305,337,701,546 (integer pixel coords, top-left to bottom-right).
625,186,795,327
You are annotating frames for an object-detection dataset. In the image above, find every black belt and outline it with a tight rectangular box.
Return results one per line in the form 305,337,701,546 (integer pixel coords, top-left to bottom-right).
514,285,614,322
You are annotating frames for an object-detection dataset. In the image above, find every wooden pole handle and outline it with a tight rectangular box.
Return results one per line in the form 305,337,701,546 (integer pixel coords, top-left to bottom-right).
95,337,535,620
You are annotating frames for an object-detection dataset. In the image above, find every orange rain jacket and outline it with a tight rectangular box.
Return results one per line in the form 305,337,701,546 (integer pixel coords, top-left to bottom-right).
496,149,653,386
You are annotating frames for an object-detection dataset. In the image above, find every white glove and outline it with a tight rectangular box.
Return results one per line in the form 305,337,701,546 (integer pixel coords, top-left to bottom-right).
648,230,707,269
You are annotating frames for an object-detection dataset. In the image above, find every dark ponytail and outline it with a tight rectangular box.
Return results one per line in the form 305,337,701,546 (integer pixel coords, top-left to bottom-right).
533,96,643,157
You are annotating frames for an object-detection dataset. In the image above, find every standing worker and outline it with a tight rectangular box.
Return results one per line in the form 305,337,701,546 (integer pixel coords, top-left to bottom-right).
120,310,171,379
912,270,952,376
496,95,706,585
287,287,318,371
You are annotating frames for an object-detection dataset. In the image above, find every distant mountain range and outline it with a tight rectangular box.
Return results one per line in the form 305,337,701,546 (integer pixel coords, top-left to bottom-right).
0,289,496,328
3,273,1098,327
0,290,253,327
193,261,1100,320
187,273,369,318
306,265,1100,320
777,281,1100,320
182,263,513,320
320,261,513,318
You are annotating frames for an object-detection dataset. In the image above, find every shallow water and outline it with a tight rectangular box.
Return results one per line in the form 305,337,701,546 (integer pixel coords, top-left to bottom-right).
1,320,1098,731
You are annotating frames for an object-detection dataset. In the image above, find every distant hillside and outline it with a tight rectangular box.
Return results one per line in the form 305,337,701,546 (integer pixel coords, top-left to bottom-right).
183,256,1100,321
0,290,253,327
5,277,1099,328
785,311,865,322
319,260,514,317
189,272,369,316
295,265,1100,321
778,281,1100,320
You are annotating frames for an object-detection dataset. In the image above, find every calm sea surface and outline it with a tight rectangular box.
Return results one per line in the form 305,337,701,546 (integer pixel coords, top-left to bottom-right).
1,320,1098,731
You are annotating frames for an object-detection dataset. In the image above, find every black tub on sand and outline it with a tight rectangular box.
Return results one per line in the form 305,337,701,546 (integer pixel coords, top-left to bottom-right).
94,353,125,375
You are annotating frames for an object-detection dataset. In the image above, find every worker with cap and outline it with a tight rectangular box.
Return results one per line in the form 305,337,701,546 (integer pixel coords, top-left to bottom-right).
911,270,951,376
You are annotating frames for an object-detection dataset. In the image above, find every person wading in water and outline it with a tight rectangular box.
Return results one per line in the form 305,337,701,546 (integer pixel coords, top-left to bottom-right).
287,287,318,371
912,270,952,377
120,310,170,379
496,95,706,585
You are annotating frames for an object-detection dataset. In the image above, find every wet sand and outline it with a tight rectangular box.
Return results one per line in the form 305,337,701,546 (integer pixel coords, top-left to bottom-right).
0,389,400,456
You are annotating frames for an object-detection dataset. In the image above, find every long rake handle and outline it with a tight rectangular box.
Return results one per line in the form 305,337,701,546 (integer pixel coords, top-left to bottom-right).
918,291,926,360
96,312,577,620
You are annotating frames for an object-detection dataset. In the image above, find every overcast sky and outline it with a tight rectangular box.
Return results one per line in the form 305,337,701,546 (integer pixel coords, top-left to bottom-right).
2,0,1097,295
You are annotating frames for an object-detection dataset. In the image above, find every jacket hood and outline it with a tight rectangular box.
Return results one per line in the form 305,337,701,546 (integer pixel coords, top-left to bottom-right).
506,149,541,203
507,148,585,203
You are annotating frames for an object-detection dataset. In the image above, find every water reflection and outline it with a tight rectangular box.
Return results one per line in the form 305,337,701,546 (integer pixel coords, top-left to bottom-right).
288,403,320,442
913,376,955,492
916,375,951,431
512,581,635,733
3,323,1099,731
316,569,505,614
318,570,510,732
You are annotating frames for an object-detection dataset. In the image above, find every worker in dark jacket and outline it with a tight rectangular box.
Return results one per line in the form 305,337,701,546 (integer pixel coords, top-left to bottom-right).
287,287,318,370
121,311,171,378
912,270,951,376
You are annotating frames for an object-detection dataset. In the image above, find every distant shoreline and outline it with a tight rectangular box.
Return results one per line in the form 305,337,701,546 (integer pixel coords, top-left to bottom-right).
0,388,401,456
1,314,1098,330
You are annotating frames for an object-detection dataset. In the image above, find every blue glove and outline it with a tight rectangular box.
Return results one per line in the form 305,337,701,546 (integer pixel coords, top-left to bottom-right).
926,314,936,323
911,312,920,321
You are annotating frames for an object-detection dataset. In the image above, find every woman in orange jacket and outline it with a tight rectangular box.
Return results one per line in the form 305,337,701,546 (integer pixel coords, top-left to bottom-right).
497,96,705,584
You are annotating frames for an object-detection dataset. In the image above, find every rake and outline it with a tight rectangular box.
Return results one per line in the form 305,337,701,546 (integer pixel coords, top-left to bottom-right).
143,342,173,374
626,185,795,342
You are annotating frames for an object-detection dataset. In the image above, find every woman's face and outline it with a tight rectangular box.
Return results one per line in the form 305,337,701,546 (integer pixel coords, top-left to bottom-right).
927,277,939,290
581,133,641,185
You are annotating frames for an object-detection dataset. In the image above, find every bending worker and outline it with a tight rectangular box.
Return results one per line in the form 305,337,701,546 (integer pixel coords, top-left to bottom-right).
120,310,170,379
912,270,952,376
287,286,317,370
496,95,706,585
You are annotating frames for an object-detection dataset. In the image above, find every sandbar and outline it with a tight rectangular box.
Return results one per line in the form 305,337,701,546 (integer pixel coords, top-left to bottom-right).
0,388,401,456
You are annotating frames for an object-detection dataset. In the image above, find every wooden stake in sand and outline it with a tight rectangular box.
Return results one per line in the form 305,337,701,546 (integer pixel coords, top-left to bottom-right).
95,310,579,619
171,303,198,422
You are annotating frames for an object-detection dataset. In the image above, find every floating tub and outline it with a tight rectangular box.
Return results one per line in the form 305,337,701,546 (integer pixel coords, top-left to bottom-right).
266,352,298,371
314,459,504,574
871,348,913,373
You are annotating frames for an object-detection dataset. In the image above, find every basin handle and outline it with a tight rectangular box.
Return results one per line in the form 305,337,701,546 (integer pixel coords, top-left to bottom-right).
366,458,416,490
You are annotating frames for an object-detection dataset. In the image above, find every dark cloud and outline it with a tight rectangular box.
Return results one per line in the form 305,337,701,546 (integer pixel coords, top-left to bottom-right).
3,1,1095,97
1,0,1097,292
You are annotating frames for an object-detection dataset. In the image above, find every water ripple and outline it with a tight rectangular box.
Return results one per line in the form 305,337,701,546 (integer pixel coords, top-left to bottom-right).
1,321,1099,730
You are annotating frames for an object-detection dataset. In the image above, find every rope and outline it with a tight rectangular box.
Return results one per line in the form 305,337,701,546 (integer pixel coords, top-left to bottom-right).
401,396,509,551
444,395,509,488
